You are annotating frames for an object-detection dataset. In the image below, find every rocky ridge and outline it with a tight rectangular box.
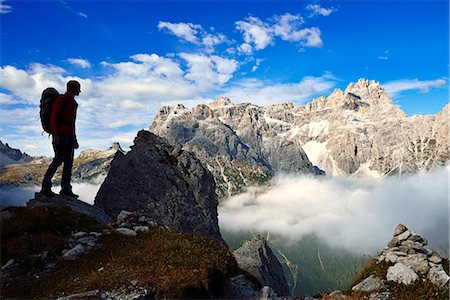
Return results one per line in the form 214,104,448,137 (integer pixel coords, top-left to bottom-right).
95,130,224,243
151,79,449,196
0,141,33,168
0,143,124,188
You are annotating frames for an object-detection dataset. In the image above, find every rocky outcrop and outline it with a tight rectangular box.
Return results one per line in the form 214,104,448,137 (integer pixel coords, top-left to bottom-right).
233,235,290,296
27,193,112,223
94,130,224,244
151,79,449,197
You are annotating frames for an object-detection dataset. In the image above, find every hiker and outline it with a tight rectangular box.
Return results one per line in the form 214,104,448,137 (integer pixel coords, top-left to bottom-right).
40,80,81,198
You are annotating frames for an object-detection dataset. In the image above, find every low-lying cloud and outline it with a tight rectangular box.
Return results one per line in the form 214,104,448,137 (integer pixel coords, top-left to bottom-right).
219,166,449,254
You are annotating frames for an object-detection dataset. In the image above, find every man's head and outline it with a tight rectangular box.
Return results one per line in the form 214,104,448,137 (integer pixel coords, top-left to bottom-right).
67,80,81,96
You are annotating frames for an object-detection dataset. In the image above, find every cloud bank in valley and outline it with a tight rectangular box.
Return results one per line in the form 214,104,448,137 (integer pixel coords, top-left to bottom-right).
219,166,449,254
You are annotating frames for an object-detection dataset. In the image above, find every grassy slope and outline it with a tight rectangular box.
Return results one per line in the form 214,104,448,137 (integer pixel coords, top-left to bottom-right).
1,206,241,299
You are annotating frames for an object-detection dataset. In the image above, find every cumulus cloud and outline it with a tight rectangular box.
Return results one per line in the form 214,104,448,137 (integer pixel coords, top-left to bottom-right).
0,52,240,156
384,78,447,96
67,58,91,68
158,21,227,53
236,16,274,51
158,21,201,43
306,4,337,17
216,72,336,106
219,166,450,254
0,0,12,14
235,13,323,54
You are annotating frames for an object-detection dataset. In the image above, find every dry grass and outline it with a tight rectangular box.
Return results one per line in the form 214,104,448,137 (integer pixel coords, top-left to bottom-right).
1,206,103,265
2,227,240,299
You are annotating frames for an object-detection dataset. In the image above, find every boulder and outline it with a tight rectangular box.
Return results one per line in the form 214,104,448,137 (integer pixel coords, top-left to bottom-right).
63,244,86,260
115,228,137,237
28,193,112,224
352,275,386,292
386,262,419,285
398,254,429,275
95,130,224,244
233,235,290,296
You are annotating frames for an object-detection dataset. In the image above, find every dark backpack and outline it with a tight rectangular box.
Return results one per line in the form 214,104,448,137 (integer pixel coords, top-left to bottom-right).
39,87,61,134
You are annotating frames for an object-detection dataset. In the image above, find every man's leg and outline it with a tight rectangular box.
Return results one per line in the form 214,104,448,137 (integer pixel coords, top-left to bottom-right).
41,134,64,195
60,134,78,198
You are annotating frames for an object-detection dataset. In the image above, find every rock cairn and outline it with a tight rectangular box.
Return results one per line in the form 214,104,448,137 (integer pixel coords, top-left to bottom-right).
377,224,449,287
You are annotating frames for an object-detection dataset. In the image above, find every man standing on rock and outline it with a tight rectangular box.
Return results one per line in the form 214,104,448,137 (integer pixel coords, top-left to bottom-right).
41,80,80,198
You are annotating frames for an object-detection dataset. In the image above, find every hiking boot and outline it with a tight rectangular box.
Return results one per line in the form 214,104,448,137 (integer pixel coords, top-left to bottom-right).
40,189,58,197
60,189,79,199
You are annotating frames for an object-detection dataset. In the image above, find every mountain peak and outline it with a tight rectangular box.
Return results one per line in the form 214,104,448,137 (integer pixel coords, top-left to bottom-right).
208,97,233,109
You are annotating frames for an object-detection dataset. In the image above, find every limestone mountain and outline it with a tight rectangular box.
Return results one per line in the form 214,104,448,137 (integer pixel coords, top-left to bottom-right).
151,79,449,196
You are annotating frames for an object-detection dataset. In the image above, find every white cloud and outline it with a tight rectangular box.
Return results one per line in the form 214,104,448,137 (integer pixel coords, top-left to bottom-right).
219,166,449,254
158,21,226,53
216,72,336,106
0,52,239,155
0,0,12,14
235,13,323,54
236,16,273,51
251,58,264,72
158,21,201,44
67,58,91,68
180,53,238,88
306,4,337,17
120,99,145,110
384,78,447,96
77,12,88,18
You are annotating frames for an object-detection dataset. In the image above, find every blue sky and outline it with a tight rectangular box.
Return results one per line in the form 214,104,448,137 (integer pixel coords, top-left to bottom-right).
0,0,448,156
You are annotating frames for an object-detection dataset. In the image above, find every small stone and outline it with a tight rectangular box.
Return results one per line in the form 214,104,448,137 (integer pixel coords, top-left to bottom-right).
352,275,386,292
386,262,419,285
63,244,86,260
2,259,15,270
115,227,137,237
407,233,428,245
385,251,407,263
428,266,450,287
133,226,150,233
89,231,102,237
78,236,98,247
56,289,100,300
387,237,399,248
72,231,87,239
396,230,411,242
401,240,423,250
398,254,429,275
138,216,146,222
369,292,391,300
429,252,442,264
393,224,408,236
0,210,14,221
117,210,133,224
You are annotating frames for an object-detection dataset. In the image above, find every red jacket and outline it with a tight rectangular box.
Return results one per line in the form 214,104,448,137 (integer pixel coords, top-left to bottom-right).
50,93,78,135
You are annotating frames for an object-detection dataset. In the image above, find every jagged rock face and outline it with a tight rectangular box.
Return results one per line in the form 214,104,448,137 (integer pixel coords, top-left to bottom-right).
94,130,224,244
0,141,32,168
233,235,290,296
151,79,449,188
151,100,323,197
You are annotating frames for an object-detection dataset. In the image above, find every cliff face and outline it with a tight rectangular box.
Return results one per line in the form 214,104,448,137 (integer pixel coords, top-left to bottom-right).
151,79,449,197
94,130,224,243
